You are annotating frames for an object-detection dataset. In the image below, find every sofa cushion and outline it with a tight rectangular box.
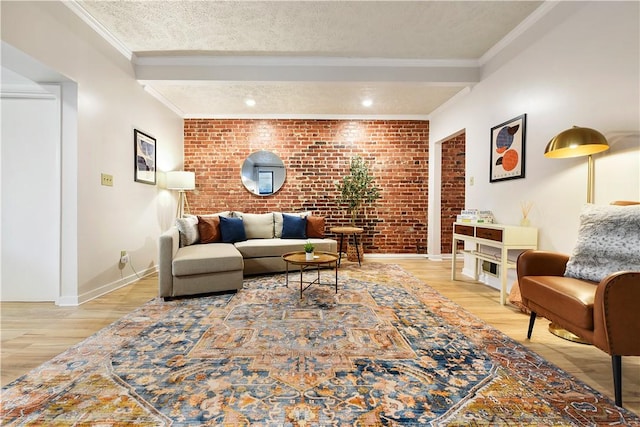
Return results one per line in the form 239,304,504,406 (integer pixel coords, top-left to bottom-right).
197,216,221,243
219,216,247,243
175,215,199,246
564,204,640,282
234,238,337,259
274,211,311,238
235,212,274,239
282,214,307,239
172,243,243,276
306,216,325,238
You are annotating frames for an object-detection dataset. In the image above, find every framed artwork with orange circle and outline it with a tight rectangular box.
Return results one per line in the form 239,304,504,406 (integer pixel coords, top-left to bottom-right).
490,114,526,183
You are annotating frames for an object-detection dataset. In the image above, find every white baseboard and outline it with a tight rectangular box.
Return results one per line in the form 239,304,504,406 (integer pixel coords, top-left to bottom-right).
58,265,158,306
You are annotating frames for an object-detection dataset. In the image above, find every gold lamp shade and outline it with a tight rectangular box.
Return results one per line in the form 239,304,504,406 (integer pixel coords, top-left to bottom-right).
544,126,609,158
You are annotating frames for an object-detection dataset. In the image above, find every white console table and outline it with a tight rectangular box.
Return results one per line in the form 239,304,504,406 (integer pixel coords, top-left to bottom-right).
451,222,538,305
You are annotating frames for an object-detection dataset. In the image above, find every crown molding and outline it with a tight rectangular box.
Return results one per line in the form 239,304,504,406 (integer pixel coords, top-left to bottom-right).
182,113,430,121
64,1,133,61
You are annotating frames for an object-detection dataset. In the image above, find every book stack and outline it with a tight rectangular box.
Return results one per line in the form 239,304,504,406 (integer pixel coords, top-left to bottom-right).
456,209,495,224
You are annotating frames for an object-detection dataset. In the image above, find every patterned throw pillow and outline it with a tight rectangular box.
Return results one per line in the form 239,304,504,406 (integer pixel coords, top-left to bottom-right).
564,204,640,282
175,215,199,246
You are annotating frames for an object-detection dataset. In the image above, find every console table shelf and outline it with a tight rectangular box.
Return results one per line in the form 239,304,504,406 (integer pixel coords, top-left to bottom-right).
451,222,538,305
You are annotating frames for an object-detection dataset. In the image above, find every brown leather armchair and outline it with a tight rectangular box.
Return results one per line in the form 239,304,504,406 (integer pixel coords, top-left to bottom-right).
517,250,640,407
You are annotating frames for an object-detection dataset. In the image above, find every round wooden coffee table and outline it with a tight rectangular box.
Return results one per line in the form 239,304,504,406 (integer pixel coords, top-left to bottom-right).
282,251,339,298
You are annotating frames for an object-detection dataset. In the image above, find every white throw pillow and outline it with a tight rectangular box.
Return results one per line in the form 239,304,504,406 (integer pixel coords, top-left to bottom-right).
175,215,199,247
235,212,275,239
564,204,640,282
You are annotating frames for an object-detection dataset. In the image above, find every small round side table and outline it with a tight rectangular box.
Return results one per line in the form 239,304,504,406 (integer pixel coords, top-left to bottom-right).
330,226,364,267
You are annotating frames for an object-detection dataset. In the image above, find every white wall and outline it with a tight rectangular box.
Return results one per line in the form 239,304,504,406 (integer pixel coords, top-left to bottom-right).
1,2,184,303
430,2,639,285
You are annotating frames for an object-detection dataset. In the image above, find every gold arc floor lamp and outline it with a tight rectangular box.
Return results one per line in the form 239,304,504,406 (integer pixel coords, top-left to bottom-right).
544,126,610,203
166,171,195,219
543,126,610,343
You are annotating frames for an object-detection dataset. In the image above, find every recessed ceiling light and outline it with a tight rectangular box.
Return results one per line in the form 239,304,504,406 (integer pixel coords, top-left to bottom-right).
245,99,256,107
362,99,373,107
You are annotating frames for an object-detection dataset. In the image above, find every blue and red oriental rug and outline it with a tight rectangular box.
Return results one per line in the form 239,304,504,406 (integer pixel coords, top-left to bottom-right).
2,264,638,426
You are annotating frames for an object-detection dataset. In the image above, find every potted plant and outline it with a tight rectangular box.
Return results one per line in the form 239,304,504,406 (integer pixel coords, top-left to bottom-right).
304,240,315,261
336,156,381,260
336,156,381,224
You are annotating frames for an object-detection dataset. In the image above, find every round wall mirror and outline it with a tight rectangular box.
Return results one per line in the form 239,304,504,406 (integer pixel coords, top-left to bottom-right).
241,150,286,196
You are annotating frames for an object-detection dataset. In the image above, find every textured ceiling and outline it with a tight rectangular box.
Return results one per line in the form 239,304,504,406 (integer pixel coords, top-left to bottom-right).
71,0,545,118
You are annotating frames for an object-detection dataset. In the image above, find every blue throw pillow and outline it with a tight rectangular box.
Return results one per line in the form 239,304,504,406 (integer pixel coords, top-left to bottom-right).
281,214,307,239
219,216,247,243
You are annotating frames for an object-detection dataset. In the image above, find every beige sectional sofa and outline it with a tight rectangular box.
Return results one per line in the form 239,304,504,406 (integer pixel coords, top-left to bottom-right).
158,211,337,299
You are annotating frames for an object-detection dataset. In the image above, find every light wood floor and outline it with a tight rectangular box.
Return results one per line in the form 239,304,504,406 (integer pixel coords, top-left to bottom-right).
1,258,638,415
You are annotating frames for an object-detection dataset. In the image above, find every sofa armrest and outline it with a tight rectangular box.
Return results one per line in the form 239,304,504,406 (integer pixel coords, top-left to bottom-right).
593,271,640,356
158,227,179,297
517,250,569,281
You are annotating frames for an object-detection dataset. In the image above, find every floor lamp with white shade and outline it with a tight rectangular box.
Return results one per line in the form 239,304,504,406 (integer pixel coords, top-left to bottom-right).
166,171,195,218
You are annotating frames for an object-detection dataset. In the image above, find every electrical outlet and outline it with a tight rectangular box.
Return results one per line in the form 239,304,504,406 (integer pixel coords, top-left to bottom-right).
120,250,129,264
101,173,113,187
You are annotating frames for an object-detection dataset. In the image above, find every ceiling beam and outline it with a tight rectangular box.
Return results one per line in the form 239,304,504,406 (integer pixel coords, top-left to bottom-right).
134,56,480,84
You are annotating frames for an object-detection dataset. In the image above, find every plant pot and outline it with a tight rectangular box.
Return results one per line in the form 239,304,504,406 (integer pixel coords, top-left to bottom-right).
305,252,314,261
346,241,364,262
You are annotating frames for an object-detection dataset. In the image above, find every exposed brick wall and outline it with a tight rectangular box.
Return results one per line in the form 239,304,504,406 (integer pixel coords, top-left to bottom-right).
440,133,466,253
184,119,429,253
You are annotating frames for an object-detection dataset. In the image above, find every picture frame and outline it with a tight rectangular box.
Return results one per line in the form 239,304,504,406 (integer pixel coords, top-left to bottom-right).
258,170,274,195
134,129,156,185
490,114,526,183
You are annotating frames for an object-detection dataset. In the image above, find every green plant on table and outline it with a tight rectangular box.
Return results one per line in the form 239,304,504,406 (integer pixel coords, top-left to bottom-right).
304,240,315,253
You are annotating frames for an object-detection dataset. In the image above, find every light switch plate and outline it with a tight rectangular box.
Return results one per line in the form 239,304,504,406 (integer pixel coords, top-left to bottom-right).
101,173,113,186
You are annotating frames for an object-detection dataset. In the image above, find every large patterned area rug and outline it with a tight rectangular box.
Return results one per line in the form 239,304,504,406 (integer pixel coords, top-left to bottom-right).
2,264,639,426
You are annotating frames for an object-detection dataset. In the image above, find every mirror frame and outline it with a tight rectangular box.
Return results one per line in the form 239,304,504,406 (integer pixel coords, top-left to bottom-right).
240,150,286,196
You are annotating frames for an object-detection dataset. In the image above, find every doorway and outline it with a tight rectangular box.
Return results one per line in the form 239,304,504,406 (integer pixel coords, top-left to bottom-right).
1,82,61,301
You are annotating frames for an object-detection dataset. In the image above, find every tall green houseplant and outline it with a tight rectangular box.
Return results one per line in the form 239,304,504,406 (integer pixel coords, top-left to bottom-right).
336,156,381,224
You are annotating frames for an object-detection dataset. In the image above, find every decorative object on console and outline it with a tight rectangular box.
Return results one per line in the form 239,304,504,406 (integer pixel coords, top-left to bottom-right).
490,114,526,183
166,171,195,218
520,201,533,226
544,126,609,203
133,129,156,185
456,209,494,224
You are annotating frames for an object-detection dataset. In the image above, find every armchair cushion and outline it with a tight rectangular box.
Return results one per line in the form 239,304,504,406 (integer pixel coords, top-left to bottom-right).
564,204,640,282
